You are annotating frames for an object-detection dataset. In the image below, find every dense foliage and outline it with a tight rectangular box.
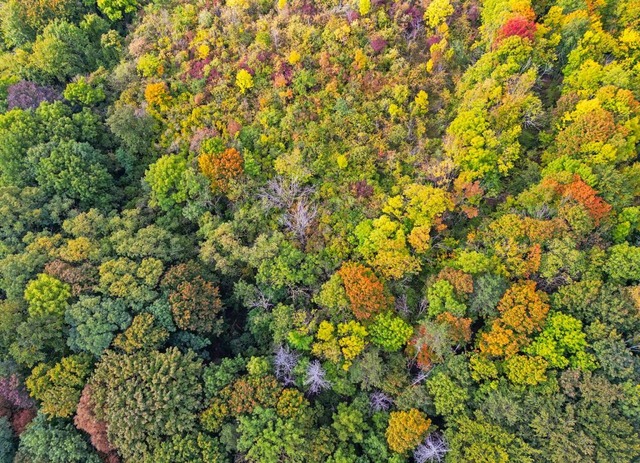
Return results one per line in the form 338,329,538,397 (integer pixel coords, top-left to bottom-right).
0,0,639,461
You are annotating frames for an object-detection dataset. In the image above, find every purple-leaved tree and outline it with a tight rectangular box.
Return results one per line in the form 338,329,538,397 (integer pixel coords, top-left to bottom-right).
0,375,34,410
7,81,60,110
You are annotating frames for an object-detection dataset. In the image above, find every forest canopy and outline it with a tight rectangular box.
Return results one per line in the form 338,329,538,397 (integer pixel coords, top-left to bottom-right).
0,0,639,462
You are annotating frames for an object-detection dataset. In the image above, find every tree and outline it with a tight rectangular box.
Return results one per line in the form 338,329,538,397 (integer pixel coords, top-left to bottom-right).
557,175,611,226
446,414,535,463
427,280,467,318
144,154,188,212
369,312,413,352
273,345,298,385
112,313,168,353
35,140,112,208
383,184,454,253
479,281,549,358
97,0,140,20
98,257,163,303
168,276,223,334
496,16,537,44
312,320,368,370
424,0,454,28
236,69,254,94
26,354,92,418
74,385,116,455
355,216,421,279
338,262,392,320
236,407,313,463
427,371,469,418
332,402,367,443
413,433,448,463
0,417,16,463
66,296,132,356
21,20,94,84
24,274,71,318
605,243,640,282
526,312,596,370
198,147,243,194
9,315,67,368
89,348,203,461
16,413,100,463
410,314,471,370
147,433,221,463
304,360,331,395
386,409,431,455
106,104,157,156
7,81,59,110
503,355,548,386
63,76,106,107
0,375,34,412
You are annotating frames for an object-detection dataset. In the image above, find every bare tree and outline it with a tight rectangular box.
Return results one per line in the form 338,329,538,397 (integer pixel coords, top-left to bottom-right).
274,345,298,385
246,286,273,311
416,297,428,317
395,294,410,316
304,360,331,395
414,433,449,463
280,198,318,245
411,369,432,386
259,176,318,245
369,391,393,412
258,177,313,211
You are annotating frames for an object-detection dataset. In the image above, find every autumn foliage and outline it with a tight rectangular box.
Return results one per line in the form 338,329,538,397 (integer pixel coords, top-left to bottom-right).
479,281,550,358
410,313,472,369
198,147,243,194
162,262,223,334
437,268,474,295
556,175,612,225
437,312,472,344
169,276,222,334
496,16,537,44
338,262,392,320
0,0,638,461
386,409,431,454
74,385,117,455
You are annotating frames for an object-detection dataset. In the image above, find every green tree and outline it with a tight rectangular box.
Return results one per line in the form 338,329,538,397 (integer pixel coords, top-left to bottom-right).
526,312,597,370
446,414,535,463
35,140,112,208
107,104,157,157
144,154,188,212
0,417,16,463
9,315,67,367
236,407,314,463
427,371,469,419
16,413,100,463
89,347,203,461
66,296,132,356
97,0,141,21
605,242,640,282
20,20,92,83
332,402,367,443
24,273,71,318
369,312,413,352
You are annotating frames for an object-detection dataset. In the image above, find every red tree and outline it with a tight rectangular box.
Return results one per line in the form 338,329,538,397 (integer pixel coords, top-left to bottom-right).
74,385,117,456
560,175,612,225
496,16,537,45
